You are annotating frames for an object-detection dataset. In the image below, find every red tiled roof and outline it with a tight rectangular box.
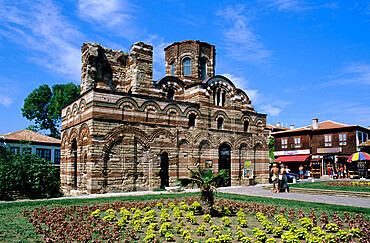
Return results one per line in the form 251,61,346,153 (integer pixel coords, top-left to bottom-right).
265,124,290,131
273,120,366,135
0,129,60,144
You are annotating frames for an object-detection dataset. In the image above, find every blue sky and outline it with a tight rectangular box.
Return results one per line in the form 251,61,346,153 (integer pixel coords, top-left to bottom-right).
0,0,369,135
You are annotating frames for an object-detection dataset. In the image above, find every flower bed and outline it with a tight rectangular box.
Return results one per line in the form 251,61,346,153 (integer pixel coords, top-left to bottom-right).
324,181,370,188
23,196,370,242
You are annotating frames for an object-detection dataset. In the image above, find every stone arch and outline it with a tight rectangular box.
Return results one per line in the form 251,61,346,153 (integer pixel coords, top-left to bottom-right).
212,110,229,121
141,101,162,114
163,104,183,116
103,126,150,156
184,107,201,118
149,128,174,143
72,103,78,117
102,126,150,192
194,131,214,148
178,131,194,145
253,135,268,149
79,99,86,112
198,140,212,167
79,123,90,145
68,128,78,144
116,97,139,110
66,107,72,119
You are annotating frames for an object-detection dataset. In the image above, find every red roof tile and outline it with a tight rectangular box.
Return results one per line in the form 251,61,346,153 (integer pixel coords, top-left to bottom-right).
0,129,60,144
273,120,364,135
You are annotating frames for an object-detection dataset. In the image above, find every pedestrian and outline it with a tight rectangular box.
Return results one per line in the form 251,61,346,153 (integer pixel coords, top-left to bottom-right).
299,165,304,180
339,165,344,179
279,165,289,193
271,163,279,193
343,165,348,179
327,163,332,179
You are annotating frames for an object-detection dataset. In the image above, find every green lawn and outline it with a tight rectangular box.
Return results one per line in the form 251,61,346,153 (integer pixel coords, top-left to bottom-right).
0,192,369,242
289,181,370,193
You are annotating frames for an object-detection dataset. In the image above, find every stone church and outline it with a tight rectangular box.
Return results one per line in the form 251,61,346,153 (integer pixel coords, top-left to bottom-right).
61,40,269,195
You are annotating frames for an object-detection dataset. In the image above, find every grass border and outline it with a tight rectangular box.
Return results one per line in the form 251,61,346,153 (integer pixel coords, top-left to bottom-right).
289,181,370,193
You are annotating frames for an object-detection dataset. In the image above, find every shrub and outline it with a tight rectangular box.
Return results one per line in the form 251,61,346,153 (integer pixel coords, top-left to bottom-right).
0,146,61,200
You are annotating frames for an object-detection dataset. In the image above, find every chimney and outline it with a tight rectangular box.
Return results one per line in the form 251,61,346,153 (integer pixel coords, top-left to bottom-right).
276,122,281,127
312,118,319,129
290,124,294,130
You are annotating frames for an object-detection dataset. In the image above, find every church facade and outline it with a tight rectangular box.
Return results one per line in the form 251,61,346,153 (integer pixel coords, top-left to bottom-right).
60,40,269,195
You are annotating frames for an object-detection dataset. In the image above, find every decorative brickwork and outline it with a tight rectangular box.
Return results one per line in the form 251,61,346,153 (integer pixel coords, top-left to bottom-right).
61,40,269,195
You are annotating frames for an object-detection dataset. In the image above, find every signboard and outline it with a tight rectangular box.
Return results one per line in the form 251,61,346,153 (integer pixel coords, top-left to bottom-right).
205,160,213,168
243,169,253,179
244,160,252,168
274,149,310,156
317,147,342,154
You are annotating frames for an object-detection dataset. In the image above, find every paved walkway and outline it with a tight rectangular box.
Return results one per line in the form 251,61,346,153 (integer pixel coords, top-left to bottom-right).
218,184,370,209
2,179,370,208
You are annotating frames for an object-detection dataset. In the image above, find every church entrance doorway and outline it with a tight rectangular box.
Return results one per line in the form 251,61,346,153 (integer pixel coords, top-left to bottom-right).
219,144,231,186
160,152,169,188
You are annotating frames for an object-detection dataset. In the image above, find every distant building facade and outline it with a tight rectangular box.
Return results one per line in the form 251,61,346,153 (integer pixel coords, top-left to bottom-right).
60,40,269,195
273,119,370,178
0,129,61,165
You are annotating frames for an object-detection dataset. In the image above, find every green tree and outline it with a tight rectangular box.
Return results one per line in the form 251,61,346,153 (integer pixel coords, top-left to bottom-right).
269,138,275,162
176,166,230,215
22,83,79,138
0,146,61,200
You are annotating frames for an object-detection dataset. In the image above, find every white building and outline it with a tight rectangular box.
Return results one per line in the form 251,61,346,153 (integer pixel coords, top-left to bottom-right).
0,129,61,165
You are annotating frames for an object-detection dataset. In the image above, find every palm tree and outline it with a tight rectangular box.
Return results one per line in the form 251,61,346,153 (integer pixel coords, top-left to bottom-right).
176,166,230,215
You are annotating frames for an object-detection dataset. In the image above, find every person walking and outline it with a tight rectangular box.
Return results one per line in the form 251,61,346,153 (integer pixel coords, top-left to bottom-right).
299,165,304,180
271,164,279,193
280,165,289,193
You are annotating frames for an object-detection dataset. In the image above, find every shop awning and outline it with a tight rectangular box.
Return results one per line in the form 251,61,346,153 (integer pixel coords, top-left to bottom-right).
311,158,322,162
274,155,310,162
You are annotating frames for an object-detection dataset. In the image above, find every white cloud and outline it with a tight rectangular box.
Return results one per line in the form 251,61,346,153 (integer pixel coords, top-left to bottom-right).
325,63,370,86
0,94,13,107
260,104,282,116
145,34,169,79
216,5,273,65
221,73,260,102
264,0,338,11
78,0,132,27
0,0,82,80
266,0,309,11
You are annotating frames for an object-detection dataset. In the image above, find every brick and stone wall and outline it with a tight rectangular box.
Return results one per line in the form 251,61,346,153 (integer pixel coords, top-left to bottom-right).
61,40,269,195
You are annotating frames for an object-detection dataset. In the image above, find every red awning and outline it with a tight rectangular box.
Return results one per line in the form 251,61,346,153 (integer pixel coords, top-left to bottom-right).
274,155,310,162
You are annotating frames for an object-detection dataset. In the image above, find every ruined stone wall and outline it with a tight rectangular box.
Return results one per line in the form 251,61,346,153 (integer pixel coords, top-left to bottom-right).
80,42,155,96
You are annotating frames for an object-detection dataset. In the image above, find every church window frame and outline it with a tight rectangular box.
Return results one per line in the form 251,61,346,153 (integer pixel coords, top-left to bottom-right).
183,58,191,76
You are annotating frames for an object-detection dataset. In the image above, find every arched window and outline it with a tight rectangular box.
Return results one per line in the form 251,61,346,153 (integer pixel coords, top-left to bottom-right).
183,58,191,76
244,120,249,132
217,117,224,130
188,113,196,127
168,111,176,125
146,109,155,123
213,89,226,106
167,89,174,100
200,58,207,79
171,62,175,76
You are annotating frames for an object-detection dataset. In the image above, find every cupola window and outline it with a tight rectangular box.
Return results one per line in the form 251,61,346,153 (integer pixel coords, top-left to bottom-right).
183,58,191,76
200,58,207,79
171,62,175,76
